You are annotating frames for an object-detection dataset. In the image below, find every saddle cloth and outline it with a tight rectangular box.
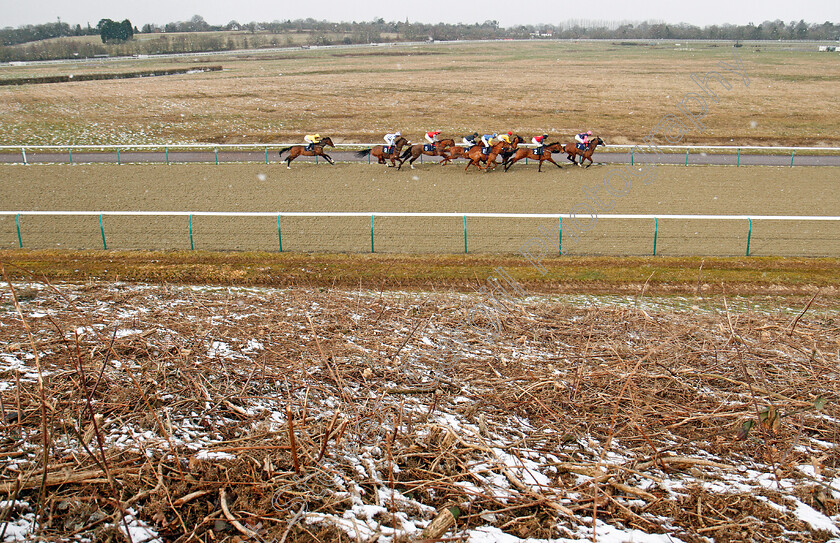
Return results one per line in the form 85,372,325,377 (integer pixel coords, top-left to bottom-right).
481,146,491,155
383,145,394,154
577,143,586,151
424,144,435,152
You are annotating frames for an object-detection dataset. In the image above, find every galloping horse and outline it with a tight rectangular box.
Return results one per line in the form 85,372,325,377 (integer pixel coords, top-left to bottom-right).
504,142,564,172
465,141,512,172
563,137,605,168
278,137,335,168
439,144,472,165
499,135,525,166
397,139,453,169
356,137,411,167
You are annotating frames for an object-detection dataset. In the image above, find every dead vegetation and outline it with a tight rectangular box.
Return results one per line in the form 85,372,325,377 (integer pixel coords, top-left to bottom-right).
0,276,838,542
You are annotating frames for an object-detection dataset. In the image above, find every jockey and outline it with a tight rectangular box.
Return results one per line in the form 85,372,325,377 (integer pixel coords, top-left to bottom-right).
425,130,442,145
575,130,593,150
531,134,548,155
498,131,513,144
481,133,497,149
462,132,479,148
384,131,401,152
304,134,321,151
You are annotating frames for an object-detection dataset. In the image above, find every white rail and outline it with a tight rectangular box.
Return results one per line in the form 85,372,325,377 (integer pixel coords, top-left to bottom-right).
3,211,840,221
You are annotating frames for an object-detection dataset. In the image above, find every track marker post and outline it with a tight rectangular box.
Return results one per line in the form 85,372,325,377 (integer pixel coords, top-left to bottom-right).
99,214,107,250
21,148,28,165
558,216,563,255
463,215,468,254
214,147,219,165
117,149,121,165
165,147,170,165
265,147,269,164
69,149,73,165
790,150,795,167
188,215,194,250
15,214,22,248
630,148,634,166
653,217,658,256
277,215,283,252
685,149,689,166
737,148,741,167
746,218,752,256
370,215,375,253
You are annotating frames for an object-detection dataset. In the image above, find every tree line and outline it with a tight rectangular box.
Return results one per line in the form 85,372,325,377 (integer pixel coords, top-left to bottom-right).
1,16,837,62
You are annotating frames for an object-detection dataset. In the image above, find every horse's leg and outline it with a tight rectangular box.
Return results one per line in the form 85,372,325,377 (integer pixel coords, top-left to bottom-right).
322,153,335,165
547,156,562,168
504,156,519,171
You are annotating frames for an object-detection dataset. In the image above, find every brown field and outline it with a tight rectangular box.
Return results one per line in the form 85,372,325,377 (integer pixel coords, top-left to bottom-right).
2,163,839,257
1,41,839,146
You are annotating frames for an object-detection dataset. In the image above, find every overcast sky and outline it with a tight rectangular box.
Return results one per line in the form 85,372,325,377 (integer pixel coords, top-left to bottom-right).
4,0,838,29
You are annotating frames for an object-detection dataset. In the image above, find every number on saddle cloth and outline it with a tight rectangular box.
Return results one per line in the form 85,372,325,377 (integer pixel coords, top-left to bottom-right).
424,144,435,152
383,145,394,154
577,143,586,151
481,146,491,155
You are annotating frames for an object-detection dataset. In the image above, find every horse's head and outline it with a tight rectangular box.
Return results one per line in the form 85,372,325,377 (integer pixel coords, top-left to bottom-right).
512,135,524,145
320,137,335,147
395,136,409,148
545,142,563,151
590,137,604,147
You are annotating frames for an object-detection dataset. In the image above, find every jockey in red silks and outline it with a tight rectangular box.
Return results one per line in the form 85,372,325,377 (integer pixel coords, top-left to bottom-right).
425,130,442,145
531,134,548,155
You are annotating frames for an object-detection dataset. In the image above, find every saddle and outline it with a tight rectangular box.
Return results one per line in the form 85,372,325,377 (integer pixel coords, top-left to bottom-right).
383,145,394,154
576,143,586,151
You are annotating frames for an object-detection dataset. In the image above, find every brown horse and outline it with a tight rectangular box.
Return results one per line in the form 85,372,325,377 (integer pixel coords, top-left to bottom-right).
439,144,473,165
397,139,453,169
563,137,605,168
499,135,525,166
465,141,512,172
503,142,564,172
355,137,411,167
278,137,335,168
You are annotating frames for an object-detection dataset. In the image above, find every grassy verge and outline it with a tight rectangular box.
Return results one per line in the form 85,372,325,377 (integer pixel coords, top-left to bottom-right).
2,250,839,296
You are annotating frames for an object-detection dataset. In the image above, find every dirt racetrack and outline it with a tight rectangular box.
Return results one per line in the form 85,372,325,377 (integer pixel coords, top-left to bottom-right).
2,163,839,256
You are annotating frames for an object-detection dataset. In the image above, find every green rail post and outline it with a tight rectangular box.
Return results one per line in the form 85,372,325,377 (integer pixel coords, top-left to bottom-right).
685,148,689,166
420,154,423,164
370,215,375,253
21,148,27,165
558,216,563,255
315,155,319,165
165,147,169,165
188,214,194,250
525,157,528,165
746,218,752,257
463,215,468,254
117,148,121,165
214,147,219,165
368,152,371,164
630,147,634,166
790,150,795,167
69,149,73,165
15,214,22,248
265,147,269,164
277,215,282,252
99,214,107,250
737,148,741,167
653,217,658,256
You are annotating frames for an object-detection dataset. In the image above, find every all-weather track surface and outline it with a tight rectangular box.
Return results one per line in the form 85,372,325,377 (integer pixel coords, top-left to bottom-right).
2,150,840,167
2,163,839,257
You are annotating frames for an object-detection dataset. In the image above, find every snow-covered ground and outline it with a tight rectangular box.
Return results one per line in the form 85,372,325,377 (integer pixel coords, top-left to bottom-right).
0,282,838,542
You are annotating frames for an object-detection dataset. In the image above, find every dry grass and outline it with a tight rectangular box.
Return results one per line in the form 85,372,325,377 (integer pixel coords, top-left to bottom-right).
1,41,839,146
0,280,838,541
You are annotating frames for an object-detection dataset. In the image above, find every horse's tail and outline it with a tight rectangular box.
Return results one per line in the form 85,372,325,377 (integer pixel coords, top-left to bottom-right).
355,149,372,158
278,146,293,157
399,147,413,159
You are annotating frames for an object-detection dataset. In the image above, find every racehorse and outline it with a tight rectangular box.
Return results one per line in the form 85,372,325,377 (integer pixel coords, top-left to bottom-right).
499,135,525,166
465,141,513,172
503,142,564,172
563,137,605,168
278,137,335,168
355,137,411,167
439,144,472,165
397,139,454,169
